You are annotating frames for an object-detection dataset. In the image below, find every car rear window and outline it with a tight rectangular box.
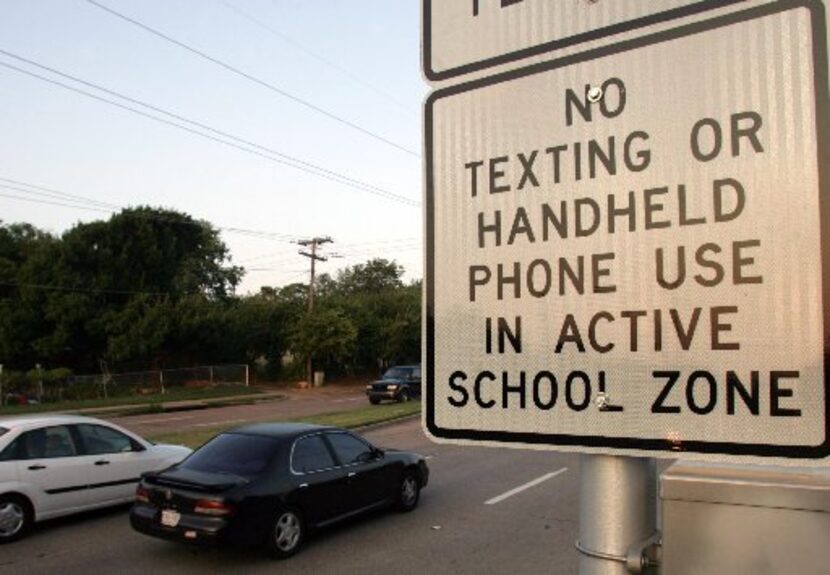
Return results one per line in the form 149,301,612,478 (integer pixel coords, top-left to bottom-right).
180,433,281,478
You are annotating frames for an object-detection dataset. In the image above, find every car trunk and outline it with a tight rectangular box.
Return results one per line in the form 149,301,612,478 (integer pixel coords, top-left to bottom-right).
142,468,248,510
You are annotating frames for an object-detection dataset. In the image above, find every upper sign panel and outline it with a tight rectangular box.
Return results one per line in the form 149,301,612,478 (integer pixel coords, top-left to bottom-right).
425,1,830,462
423,0,746,81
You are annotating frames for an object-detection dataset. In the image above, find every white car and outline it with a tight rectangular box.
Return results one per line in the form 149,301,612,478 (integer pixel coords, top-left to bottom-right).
0,414,191,542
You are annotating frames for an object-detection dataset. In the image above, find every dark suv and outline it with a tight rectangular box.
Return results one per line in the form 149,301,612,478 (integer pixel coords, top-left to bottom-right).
366,365,421,404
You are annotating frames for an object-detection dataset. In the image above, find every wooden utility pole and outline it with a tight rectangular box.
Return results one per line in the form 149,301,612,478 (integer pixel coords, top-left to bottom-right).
298,236,333,386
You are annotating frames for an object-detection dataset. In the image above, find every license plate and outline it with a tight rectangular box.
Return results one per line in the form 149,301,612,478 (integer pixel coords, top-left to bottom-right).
160,509,181,527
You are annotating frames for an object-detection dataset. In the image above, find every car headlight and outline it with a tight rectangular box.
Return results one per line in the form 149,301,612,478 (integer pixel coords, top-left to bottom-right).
386,384,398,391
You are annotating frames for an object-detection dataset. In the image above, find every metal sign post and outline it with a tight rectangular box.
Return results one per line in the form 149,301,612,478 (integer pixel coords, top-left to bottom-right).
578,456,657,574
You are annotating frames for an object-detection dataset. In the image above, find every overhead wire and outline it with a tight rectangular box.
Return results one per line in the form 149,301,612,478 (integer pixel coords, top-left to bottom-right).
0,179,297,242
85,0,420,157
1,179,421,276
218,0,417,117
0,54,420,207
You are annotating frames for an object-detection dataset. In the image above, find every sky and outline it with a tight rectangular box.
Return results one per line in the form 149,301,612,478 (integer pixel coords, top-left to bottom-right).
0,0,427,294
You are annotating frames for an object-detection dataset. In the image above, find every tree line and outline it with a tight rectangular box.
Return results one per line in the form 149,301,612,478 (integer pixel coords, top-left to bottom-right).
0,207,420,383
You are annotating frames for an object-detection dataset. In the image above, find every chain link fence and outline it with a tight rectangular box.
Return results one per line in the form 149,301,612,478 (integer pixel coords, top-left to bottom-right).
3,364,249,403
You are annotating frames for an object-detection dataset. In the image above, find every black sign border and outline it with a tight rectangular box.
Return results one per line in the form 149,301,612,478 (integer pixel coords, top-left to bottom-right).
425,0,830,459
423,0,747,82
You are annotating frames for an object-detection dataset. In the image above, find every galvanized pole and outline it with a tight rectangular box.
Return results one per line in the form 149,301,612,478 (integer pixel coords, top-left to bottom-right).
578,455,658,575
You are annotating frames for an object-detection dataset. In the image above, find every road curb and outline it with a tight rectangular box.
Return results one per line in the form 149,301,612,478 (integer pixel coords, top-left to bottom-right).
355,411,421,432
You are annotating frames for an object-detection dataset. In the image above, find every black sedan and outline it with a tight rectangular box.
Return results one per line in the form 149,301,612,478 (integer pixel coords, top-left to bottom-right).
130,423,429,558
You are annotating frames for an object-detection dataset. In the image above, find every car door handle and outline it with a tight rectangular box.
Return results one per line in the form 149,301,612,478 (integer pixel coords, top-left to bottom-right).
27,464,46,471
347,472,357,479
299,483,309,489
94,460,110,466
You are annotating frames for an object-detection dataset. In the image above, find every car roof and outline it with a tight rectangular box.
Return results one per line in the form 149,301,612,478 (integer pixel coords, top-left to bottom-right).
226,422,340,439
0,414,113,431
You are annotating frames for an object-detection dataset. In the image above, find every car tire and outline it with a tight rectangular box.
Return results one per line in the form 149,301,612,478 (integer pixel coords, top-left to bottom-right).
266,508,305,559
397,389,410,403
396,472,420,512
369,397,381,405
0,495,33,543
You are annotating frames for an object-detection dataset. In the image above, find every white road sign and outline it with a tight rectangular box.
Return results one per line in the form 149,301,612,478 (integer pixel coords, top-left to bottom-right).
423,0,744,81
425,1,830,461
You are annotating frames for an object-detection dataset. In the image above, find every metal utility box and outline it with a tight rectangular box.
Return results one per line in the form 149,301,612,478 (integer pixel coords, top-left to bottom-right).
661,462,830,575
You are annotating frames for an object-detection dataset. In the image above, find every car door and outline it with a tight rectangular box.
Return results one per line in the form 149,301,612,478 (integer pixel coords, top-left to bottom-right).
324,432,394,512
287,434,349,526
75,423,151,505
11,425,95,518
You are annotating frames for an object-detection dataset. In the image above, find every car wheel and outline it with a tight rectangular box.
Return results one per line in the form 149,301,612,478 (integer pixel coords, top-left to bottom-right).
397,389,410,403
267,508,304,559
369,397,381,405
397,472,420,512
0,495,33,543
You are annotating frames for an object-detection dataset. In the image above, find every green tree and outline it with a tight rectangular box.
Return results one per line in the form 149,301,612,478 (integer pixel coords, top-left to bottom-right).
289,307,357,371
334,259,403,296
0,208,243,372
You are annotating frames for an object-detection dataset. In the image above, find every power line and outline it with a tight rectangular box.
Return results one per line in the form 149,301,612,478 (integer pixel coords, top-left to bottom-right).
0,177,122,211
0,189,112,214
0,179,298,242
219,0,417,117
85,0,420,158
0,55,420,207
0,49,416,206
1,178,423,273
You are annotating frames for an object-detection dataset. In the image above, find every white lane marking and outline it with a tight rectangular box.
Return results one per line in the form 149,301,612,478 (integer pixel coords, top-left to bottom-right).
132,415,196,425
193,419,245,428
485,468,569,505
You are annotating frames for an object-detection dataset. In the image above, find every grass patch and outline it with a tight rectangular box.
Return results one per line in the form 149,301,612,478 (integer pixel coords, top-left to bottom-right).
0,385,263,416
149,400,422,449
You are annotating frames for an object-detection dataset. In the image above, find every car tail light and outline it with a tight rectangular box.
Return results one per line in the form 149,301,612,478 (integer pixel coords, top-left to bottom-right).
194,498,233,516
135,485,150,503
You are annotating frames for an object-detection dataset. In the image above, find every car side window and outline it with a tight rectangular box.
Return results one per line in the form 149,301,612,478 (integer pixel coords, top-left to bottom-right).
77,424,137,455
1,426,78,460
0,436,22,461
291,435,336,474
326,433,374,466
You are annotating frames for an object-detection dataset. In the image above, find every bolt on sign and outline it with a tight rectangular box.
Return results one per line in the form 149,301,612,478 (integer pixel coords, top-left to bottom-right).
422,0,746,81
424,0,830,463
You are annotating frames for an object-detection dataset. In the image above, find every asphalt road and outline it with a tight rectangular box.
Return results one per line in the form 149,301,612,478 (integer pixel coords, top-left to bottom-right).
1,418,581,574
111,384,374,438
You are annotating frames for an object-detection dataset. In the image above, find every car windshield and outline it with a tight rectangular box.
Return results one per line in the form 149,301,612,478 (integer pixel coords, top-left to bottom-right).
383,367,411,379
180,433,281,479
